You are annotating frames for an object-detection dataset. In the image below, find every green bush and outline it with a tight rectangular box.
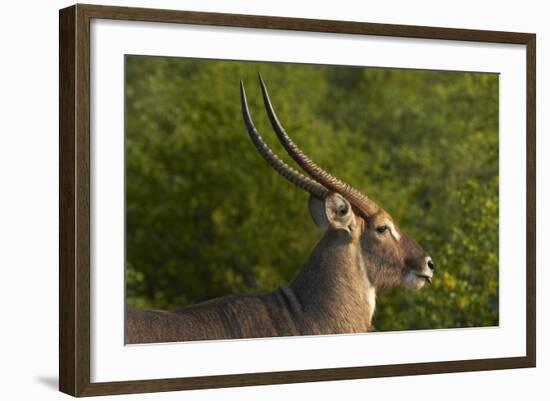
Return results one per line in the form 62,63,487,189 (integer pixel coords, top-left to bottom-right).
125,56,499,330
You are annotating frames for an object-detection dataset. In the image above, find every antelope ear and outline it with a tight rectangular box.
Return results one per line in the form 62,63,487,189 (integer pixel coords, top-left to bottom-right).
309,195,329,228
309,193,356,234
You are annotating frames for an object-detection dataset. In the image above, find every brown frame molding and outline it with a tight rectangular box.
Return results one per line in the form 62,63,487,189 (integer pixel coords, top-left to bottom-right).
59,3,536,397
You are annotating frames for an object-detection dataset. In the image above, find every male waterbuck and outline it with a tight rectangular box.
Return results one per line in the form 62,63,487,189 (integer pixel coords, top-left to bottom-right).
126,77,434,344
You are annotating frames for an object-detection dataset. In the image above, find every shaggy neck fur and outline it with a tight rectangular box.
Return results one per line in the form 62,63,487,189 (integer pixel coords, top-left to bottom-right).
289,228,376,334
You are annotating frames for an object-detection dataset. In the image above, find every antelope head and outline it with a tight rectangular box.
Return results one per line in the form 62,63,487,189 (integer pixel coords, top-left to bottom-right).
240,77,434,293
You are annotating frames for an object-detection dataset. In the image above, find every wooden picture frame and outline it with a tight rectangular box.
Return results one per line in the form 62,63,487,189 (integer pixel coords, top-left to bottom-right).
59,3,536,396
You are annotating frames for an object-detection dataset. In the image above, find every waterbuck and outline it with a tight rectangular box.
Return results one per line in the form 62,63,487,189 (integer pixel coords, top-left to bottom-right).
126,77,434,344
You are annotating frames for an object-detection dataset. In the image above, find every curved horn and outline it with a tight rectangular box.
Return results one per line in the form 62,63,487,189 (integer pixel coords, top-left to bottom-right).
240,81,329,200
258,76,378,217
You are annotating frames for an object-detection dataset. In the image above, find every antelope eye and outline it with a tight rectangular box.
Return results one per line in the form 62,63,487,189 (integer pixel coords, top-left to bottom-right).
376,225,389,234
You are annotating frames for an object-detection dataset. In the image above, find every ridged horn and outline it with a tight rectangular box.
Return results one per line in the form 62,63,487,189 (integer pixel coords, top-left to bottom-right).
258,75,379,217
240,81,329,200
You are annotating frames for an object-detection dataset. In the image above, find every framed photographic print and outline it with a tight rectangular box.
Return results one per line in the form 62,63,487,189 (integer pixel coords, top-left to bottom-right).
59,4,536,397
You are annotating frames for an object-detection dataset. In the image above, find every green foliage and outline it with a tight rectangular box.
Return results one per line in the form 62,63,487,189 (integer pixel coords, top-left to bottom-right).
125,56,499,330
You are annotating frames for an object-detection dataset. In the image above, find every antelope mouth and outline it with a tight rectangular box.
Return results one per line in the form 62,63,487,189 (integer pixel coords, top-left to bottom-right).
403,270,433,289
415,273,433,284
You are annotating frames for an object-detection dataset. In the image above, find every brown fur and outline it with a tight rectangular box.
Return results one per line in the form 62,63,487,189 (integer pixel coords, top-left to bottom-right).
126,194,432,344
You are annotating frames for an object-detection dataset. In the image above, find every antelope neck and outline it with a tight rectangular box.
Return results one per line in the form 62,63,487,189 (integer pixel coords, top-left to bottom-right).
289,230,376,333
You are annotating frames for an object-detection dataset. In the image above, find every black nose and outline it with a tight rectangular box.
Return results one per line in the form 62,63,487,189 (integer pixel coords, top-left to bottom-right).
427,259,435,271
